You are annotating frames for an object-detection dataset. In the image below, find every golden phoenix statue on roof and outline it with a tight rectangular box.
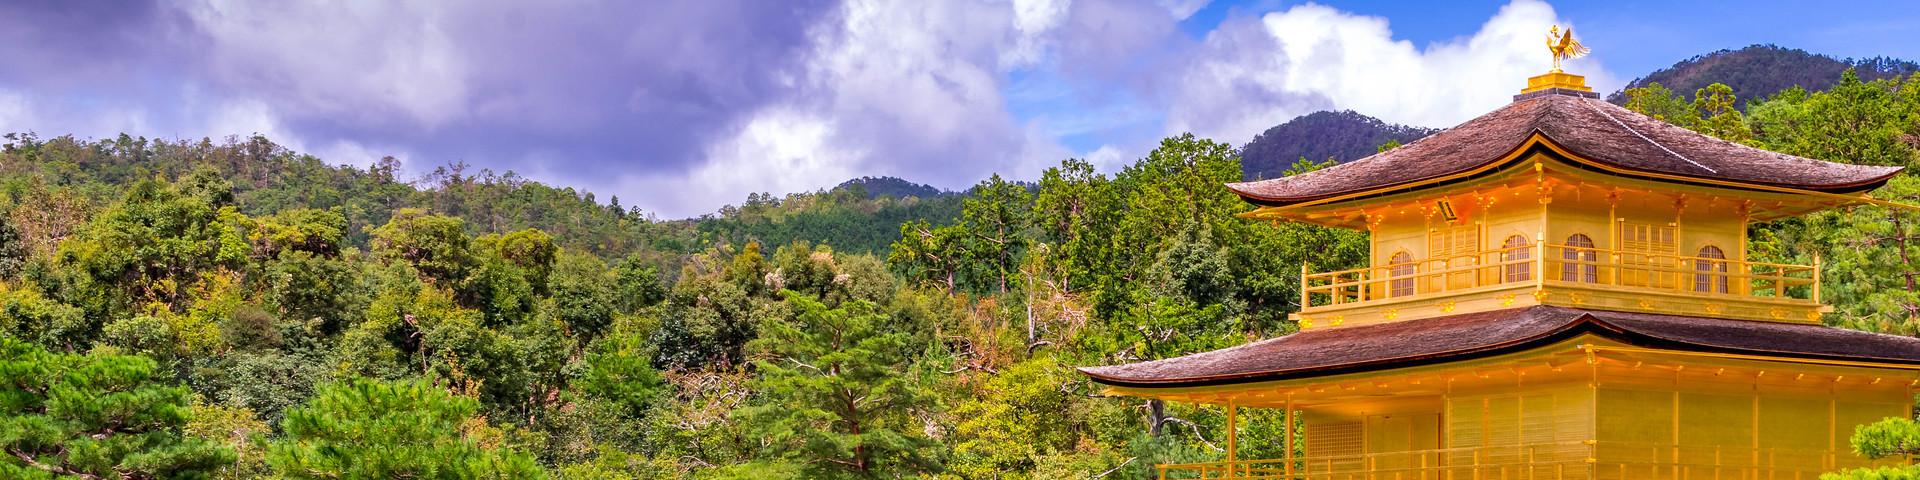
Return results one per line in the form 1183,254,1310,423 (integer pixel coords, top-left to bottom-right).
1546,25,1588,72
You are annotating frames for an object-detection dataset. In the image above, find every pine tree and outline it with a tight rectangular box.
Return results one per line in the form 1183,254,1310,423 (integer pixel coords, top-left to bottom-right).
0,337,234,479
737,292,941,478
266,379,546,479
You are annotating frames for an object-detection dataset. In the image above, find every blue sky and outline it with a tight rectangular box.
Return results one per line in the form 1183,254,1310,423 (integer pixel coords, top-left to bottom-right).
1,1,1915,218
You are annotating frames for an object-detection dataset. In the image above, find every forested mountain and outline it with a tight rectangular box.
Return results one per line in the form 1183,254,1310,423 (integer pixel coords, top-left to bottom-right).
836,176,954,199
1239,110,1438,180
694,182,962,255
0,132,963,268
1606,44,1919,107
4,53,1920,479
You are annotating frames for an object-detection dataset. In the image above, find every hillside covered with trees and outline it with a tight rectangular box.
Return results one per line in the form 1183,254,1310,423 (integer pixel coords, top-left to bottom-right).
1238,110,1438,180
1606,44,1920,108
3,67,1920,479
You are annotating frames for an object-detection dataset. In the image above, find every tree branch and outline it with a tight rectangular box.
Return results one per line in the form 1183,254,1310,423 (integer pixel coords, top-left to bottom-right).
1157,416,1224,452
11,449,98,480
1092,456,1138,479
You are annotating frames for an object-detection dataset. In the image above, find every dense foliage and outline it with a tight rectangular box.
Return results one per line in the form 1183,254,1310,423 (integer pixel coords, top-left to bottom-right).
0,65,1915,479
0,338,233,479
1823,418,1920,479
1607,44,1920,109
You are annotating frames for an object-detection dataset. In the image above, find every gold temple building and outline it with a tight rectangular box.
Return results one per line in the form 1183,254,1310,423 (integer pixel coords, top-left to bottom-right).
1081,34,1920,480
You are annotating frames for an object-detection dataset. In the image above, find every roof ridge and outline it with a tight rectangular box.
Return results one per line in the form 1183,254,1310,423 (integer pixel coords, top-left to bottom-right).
1593,98,1903,172
1576,97,1719,174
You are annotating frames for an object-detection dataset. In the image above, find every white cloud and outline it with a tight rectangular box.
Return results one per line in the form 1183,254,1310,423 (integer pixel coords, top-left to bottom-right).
1156,0,1210,20
1008,0,1072,66
620,107,862,217
1164,0,1614,145
179,0,471,129
650,0,1076,217
0,89,30,135
1083,144,1129,171
202,99,287,142
0,85,155,141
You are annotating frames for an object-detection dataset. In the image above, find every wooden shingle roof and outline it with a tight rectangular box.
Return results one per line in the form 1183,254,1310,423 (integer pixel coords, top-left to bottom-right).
1226,91,1903,207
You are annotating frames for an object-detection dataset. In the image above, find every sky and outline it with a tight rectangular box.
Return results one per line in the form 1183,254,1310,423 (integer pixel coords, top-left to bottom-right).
1,0,1916,218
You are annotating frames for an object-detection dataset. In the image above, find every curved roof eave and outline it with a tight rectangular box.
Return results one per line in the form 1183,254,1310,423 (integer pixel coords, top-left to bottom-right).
1080,306,1920,389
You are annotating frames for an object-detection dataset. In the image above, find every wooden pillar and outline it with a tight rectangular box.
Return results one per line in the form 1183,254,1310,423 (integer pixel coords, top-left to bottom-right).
1285,395,1296,479
1300,263,1311,307
1225,399,1238,478
1534,231,1546,288
1813,252,1823,304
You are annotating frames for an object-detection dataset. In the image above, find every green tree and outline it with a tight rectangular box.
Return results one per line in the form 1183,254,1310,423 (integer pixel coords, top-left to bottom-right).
1032,159,1116,292
0,213,27,278
575,331,666,418
888,219,968,292
0,286,88,351
334,285,533,409
958,174,1033,294
0,337,234,479
547,252,618,344
611,254,666,312
1623,81,1701,127
649,259,762,369
251,208,347,258
371,209,475,286
1692,83,1755,142
1822,418,1920,479
264,249,362,336
947,357,1077,479
483,229,558,295
53,178,247,320
184,403,272,480
724,241,772,297
267,378,546,479
1751,70,1917,168
737,292,941,478
1767,175,1920,335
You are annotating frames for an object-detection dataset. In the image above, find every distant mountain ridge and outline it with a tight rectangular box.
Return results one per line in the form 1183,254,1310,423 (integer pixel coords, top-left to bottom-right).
1239,110,1438,181
835,176,953,199
1606,45,1919,107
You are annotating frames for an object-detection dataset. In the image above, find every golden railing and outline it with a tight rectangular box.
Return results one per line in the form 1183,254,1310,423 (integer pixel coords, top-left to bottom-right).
1156,442,1907,480
1301,243,1818,309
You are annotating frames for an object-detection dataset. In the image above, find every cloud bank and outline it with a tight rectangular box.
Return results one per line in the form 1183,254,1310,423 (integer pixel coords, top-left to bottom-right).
0,0,1609,218
1163,0,1611,146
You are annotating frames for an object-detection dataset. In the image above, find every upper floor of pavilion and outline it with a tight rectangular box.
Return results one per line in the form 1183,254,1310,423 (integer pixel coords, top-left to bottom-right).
1227,75,1903,329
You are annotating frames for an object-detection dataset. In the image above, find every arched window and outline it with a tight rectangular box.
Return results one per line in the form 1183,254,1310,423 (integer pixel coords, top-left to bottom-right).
1694,246,1728,293
1388,252,1415,298
1502,235,1532,283
1561,234,1598,283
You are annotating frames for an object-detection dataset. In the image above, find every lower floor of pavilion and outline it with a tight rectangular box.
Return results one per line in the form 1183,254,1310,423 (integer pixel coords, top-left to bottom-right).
1082,308,1920,480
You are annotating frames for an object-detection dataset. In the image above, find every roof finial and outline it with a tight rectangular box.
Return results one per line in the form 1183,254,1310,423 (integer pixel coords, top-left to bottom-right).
1545,25,1589,73
1517,24,1595,98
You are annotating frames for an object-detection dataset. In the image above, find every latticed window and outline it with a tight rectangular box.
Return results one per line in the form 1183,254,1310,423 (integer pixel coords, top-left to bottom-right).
1429,225,1482,291
1389,252,1415,298
1620,221,1679,288
1561,234,1598,283
1502,235,1532,283
1694,245,1729,293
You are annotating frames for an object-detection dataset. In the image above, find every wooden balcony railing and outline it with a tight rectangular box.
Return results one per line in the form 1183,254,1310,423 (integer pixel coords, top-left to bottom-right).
1156,441,1905,480
1301,243,1819,310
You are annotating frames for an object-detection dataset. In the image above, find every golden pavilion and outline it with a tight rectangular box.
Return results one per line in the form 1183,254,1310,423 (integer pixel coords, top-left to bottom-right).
1081,31,1920,480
